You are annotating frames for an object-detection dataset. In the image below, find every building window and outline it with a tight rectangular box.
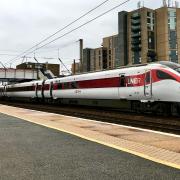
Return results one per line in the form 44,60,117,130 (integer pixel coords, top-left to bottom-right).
147,18,151,23
147,12,151,17
169,31,177,49
156,70,175,80
168,9,176,17
168,8,176,30
109,39,112,49
147,12,154,31
139,57,142,63
109,63,111,67
132,51,141,64
27,65,32,68
148,31,155,49
169,50,178,63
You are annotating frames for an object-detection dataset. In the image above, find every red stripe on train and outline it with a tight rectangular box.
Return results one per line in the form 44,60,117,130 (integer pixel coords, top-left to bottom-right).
43,69,179,91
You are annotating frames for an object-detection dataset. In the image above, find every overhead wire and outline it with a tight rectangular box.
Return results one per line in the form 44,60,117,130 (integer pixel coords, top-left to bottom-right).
0,53,18,56
6,0,111,65
6,0,131,66
5,0,131,74
22,0,131,56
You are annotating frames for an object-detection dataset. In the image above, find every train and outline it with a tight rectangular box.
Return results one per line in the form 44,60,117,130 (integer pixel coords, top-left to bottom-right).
0,61,180,116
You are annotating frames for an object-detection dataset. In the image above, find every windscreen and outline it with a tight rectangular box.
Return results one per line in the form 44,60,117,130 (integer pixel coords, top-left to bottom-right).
159,61,180,73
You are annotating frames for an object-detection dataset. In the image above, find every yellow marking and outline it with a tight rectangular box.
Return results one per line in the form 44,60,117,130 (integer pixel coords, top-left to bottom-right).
1,111,180,170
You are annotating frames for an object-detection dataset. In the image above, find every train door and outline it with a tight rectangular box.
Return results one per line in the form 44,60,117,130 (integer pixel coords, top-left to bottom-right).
144,70,152,98
50,81,53,98
35,83,38,98
3,85,7,97
41,80,45,100
118,74,126,98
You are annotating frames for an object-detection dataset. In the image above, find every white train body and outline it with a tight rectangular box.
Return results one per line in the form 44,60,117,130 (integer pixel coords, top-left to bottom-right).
3,62,180,106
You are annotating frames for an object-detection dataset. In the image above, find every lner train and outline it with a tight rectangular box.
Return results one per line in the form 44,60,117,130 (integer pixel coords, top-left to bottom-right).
1,61,180,116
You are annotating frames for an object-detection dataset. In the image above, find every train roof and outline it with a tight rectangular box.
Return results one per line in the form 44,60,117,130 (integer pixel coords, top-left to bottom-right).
6,61,180,86
49,62,162,83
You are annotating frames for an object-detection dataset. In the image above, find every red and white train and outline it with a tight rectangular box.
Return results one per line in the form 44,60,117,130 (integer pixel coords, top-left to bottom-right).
0,61,180,115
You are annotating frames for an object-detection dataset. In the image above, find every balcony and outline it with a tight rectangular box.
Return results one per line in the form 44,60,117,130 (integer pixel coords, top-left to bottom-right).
131,39,141,45
131,13,140,19
131,45,141,51
131,19,141,25
131,32,141,38
131,25,141,32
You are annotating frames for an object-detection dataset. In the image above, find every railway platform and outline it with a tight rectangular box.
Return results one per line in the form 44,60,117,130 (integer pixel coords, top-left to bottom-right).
0,104,179,179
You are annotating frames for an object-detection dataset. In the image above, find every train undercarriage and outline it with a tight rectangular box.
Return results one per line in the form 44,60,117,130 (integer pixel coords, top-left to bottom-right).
1,97,179,117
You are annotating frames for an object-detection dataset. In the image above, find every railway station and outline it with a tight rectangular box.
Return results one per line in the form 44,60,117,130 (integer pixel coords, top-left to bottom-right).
0,63,179,178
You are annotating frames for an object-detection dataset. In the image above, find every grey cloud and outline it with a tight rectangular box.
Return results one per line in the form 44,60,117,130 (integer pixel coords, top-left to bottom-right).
0,0,163,67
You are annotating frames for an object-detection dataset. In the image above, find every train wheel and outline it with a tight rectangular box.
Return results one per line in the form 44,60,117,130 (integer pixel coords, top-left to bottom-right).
157,103,171,116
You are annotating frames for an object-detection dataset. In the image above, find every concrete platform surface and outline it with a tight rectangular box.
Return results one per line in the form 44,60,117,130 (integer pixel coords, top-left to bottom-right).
0,105,180,179
0,113,180,179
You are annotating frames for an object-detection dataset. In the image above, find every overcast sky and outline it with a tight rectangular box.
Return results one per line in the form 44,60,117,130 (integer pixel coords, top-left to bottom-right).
0,0,172,70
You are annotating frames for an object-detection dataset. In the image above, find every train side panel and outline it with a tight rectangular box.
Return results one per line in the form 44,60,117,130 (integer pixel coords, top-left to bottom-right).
53,88,119,100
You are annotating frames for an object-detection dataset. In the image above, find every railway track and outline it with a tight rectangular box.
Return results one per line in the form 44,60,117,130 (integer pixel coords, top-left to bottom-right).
0,100,180,135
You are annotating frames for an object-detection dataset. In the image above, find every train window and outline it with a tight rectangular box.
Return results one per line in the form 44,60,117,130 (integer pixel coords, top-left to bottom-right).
120,75,126,87
71,82,78,89
57,83,62,89
63,82,69,89
156,70,175,80
175,67,180,73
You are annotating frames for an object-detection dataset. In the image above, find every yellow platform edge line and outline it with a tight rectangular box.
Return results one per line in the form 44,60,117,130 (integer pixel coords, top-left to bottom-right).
1,111,180,170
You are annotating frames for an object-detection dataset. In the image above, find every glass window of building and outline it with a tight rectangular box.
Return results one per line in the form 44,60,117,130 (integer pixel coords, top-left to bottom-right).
147,12,151,17
168,8,176,30
99,59,101,67
131,12,140,18
169,31,177,49
168,9,176,17
147,12,154,31
147,24,154,31
169,50,178,63
148,31,155,49
109,39,112,49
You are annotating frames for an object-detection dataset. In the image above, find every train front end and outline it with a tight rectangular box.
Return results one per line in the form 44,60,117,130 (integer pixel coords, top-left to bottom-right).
153,61,180,103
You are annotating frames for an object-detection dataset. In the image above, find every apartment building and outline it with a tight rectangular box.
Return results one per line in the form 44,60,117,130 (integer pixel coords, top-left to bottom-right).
127,7,156,64
156,6,180,63
76,2,180,74
90,47,108,71
82,48,92,72
125,4,180,64
102,35,118,69
71,62,80,75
